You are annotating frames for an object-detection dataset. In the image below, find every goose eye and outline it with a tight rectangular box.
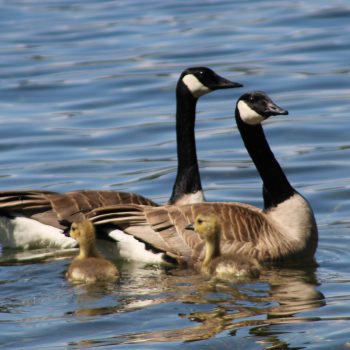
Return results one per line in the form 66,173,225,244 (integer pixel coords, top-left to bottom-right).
249,96,255,103
197,219,203,224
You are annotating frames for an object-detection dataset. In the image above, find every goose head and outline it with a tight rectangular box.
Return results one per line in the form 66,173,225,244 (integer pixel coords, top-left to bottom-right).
190,212,221,241
69,219,95,244
236,91,288,126
70,219,99,259
180,67,243,99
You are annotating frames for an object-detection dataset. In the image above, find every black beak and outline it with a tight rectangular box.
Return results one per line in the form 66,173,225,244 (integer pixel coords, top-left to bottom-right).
211,77,243,90
265,101,288,117
209,72,243,90
185,223,194,231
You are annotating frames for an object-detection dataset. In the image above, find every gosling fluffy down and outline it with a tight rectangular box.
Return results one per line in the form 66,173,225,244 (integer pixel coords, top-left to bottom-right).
66,219,119,283
188,212,260,280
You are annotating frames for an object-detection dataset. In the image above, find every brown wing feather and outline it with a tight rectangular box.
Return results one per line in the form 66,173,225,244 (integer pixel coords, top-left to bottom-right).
87,202,284,264
0,190,64,228
145,205,197,263
0,190,157,230
88,204,176,259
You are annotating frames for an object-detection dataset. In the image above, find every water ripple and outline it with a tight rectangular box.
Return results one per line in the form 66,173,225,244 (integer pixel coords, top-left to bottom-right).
1,1,350,348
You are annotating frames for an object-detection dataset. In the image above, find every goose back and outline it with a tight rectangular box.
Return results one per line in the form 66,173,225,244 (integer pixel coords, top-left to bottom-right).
88,201,313,265
0,190,157,230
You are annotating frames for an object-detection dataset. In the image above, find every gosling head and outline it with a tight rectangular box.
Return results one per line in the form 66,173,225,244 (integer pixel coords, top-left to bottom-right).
236,91,288,126
180,67,243,99
187,212,221,241
69,219,95,243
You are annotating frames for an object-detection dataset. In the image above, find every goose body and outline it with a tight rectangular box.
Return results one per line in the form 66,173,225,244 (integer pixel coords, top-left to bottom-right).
169,67,242,205
66,219,118,283
188,212,260,279
87,92,318,266
0,68,242,259
0,190,156,250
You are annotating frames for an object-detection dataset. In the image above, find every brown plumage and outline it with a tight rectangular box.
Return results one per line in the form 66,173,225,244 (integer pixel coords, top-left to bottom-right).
0,189,156,230
88,199,316,266
86,92,318,266
66,219,119,283
189,212,260,279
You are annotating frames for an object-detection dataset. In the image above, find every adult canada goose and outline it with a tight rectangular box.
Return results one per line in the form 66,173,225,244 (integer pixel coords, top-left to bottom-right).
169,67,242,205
66,219,119,283
187,212,260,279
0,67,242,253
88,92,318,265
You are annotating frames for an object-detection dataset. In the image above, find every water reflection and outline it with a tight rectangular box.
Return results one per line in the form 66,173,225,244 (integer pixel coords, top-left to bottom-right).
67,264,324,347
66,283,121,318
0,247,77,265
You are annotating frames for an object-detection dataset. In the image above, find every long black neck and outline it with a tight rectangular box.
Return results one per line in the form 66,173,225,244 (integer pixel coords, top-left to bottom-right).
169,82,202,204
235,108,295,209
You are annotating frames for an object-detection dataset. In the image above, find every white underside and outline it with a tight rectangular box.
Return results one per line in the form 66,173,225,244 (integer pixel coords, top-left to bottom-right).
108,229,165,264
0,216,77,249
0,215,166,264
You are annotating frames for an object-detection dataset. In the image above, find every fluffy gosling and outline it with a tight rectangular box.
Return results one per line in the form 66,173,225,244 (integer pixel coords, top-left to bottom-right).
188,212,260,280
66,219,119,283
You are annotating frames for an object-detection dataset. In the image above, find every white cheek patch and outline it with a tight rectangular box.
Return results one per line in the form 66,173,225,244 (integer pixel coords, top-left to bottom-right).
182,74,210,98
237,100,265,125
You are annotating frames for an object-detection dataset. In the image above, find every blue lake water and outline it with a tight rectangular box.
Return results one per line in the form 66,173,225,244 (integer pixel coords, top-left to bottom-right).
1,0,350,348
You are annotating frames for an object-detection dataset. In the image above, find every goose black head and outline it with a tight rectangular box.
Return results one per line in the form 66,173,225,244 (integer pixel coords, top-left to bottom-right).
236,91,288,125
180,67,243,99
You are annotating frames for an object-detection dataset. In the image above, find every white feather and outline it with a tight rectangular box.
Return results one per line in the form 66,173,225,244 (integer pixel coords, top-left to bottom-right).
0,216,77,249
0,215,166,264
108,229,165,264
172,190,205,205
237,100,265,125
182,74,210,98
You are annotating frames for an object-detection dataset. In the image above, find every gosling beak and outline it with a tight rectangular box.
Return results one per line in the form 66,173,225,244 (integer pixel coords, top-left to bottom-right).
185,223,194,231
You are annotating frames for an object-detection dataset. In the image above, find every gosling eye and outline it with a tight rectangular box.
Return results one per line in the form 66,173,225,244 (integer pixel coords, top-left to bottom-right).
197,219,203,225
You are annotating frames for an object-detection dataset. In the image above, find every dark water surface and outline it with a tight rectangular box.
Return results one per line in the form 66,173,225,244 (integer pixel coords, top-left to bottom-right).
1,1,350,349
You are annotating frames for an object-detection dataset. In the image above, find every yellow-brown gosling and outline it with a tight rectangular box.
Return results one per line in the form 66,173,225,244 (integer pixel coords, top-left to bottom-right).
187,212,260,280
66,219,119,283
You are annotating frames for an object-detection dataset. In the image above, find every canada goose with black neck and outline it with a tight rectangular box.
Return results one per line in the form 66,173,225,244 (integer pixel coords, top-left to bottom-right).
170,67,242,205
88,92,318,266
0,68,242,257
